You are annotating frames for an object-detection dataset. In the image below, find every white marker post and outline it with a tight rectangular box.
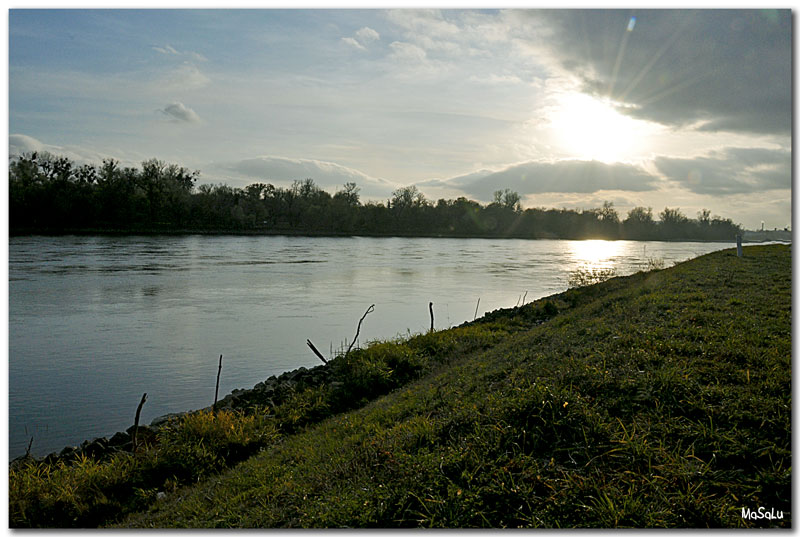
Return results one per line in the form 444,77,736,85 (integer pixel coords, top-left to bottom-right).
736,234,743,257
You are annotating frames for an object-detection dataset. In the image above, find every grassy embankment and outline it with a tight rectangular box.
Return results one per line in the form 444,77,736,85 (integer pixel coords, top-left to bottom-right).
11,245,791,528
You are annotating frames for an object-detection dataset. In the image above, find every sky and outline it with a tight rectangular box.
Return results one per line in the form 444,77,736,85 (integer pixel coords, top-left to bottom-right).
7,8,793,229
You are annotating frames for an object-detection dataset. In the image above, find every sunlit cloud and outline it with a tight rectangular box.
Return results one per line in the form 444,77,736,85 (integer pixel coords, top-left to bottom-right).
530,9,791,135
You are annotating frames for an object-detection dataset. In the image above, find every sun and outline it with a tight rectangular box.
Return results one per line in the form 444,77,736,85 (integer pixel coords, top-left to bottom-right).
547,92,651,163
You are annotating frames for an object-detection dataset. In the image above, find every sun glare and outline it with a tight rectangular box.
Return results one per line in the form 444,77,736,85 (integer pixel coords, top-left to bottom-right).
570,239,622,269
548,93,651,163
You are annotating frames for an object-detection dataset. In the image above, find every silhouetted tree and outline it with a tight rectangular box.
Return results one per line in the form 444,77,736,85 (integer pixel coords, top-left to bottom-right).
7,153,743,240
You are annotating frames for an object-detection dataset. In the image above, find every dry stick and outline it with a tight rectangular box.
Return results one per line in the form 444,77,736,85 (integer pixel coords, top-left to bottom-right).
132,392,147,455
522,291,528,305
474,298,480,321
307,339,328,364
346,304,375,356
213,354,223,412
429,302,434,332
25,437,33,458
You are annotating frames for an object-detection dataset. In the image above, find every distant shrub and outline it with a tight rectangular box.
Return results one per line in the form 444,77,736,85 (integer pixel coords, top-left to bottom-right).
568,266,617,288
645,257,665,271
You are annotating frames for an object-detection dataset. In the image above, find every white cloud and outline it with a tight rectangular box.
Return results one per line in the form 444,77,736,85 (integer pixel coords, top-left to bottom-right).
389,41,427,63
342,26,380,51
162,63,210,92
152,44,179,55
386,10,461,43
9,133,44,155
216,156,397,199
469,73,524,85
160,102,201,123
152,44,208,62
355,27,380,43
8,133,138,166
341,37,365,50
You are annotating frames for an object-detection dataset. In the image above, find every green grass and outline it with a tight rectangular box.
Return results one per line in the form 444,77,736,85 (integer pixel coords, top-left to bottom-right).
11,245,791,528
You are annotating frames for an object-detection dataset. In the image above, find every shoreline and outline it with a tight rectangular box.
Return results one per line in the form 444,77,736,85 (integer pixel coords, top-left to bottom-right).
10,226,786,243
10,360,337,466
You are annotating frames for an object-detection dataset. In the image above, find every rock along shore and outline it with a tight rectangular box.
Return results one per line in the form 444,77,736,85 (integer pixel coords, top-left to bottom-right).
12,361,338,468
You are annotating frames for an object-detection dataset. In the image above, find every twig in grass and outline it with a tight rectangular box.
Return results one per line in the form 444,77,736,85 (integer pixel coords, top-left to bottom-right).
522,291,528,305
213,354,223,412
474,298,480,321
346,304,375,356
132,393,147,455
429,301,435,332
307,339,328,364
25,437,33,458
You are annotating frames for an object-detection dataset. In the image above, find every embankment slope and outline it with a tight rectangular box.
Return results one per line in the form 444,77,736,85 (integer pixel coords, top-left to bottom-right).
121,244,790,528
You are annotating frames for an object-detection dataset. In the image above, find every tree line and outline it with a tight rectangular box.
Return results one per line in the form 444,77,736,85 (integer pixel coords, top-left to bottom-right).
9,152,742,241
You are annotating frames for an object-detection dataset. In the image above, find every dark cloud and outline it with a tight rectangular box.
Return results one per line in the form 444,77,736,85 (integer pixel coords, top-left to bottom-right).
654,146,791,195
535,9,791,135
160,102,200,123
442,160,659,200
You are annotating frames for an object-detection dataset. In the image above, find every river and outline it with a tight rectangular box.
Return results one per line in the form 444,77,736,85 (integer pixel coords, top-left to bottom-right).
9,235,731,457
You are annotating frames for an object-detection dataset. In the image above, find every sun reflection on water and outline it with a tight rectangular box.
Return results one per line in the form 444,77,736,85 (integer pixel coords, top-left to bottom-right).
570,240,623,270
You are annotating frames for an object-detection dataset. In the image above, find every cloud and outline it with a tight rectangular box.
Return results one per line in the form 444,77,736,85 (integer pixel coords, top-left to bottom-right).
389,41,427,63
439,159,660,200
385,9,486,59
217,156,396,199
9,133,45,155
341,26,380,51
152,44,179,55
9,133,137,166
152,44,208,62
386,9,461,44
162,63,210,91
531,10,791,135
355,27,380,43
654,146,791,195
469,73,524,85
160,102,200,123
341,37,365,50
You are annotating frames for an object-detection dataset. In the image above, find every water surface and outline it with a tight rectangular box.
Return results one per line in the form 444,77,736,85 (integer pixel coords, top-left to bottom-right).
9,235,729,457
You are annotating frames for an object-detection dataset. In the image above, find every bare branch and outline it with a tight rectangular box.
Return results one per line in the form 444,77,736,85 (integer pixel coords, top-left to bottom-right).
213,354,223,412
307,339,328,364
347,304,375,355
132,392,147,455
